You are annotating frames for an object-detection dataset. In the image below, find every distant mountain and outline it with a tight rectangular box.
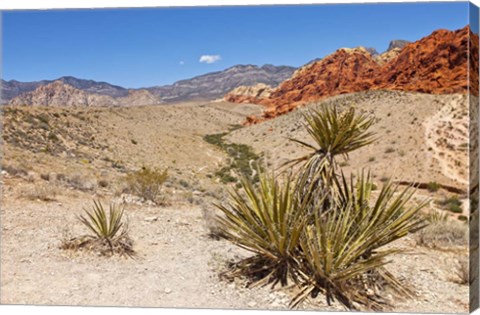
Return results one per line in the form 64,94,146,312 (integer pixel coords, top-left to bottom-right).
387,40,411,51
8,81,159,107
3,64,295,105
145,64,296,103
364,47,379,56
1,76,129,104
54,76,129,98
1,79,49,103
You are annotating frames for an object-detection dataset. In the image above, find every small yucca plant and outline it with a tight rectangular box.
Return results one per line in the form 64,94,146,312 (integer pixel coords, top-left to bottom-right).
79,200,127,241
62,200,134,257
215,171,308,287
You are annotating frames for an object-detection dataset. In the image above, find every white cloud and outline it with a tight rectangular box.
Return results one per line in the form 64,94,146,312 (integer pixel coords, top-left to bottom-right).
179,60,185,65
199,54,221,64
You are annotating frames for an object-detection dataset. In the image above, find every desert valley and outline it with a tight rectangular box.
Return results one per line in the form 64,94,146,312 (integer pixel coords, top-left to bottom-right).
1,23,478,313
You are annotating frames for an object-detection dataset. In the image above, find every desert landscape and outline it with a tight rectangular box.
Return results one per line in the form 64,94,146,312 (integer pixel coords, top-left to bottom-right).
1,4,479,314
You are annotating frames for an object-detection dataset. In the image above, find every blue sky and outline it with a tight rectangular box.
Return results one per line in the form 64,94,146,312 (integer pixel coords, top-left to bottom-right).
2,2,471,88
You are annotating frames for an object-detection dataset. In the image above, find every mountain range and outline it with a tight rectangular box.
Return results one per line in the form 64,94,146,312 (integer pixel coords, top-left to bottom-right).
2,64,296,106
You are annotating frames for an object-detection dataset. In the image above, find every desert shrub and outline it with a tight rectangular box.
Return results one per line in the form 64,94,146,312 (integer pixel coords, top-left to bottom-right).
20,184,57,201
178,179,190,188
423,209,449,223
384,147,395,154
98,179,109,188
436,196,463,213
2,164,29,177
40,173,50,181
125,166,168,203
414,219,467,248
426,181,441,192
216,105,427,310
61,200,134,257
64,175,96,191
454,257,469,285
201,204,225,240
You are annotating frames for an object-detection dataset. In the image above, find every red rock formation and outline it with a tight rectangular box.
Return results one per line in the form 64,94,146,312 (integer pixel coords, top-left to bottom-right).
378,26,471,94
238,26,478,124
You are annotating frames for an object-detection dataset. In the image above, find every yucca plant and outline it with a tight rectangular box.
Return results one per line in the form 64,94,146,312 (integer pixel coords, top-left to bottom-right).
215,171,309,287
289,106,377,215
215,104,429,310
289,106,377,168
292,174,427,309
79,200,126,241
62,200,134,257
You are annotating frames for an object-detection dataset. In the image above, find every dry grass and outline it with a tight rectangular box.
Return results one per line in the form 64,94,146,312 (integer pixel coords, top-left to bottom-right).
19,184,58,202
414,220,467,248
61,234,134,258
453,257,469,285
201,204,224,240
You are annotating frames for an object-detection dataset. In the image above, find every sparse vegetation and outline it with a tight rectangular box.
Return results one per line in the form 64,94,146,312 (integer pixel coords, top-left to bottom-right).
20,184,57,202
61,200,134,257
125,166,168,204
204,131,263,184
454,257,469,285
436,196,463,213
415,218,467,248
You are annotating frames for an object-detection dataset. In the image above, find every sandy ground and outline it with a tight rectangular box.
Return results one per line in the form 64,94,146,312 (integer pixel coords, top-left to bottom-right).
0,188,468,312
0,91,471,312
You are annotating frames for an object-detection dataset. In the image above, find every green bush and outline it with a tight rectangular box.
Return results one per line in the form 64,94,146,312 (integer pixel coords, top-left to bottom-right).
436,196,463,213
125,167,168,203
426,181,441,192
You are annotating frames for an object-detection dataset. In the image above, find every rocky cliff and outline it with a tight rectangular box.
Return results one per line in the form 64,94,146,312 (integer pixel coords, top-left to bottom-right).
237,26,476,124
